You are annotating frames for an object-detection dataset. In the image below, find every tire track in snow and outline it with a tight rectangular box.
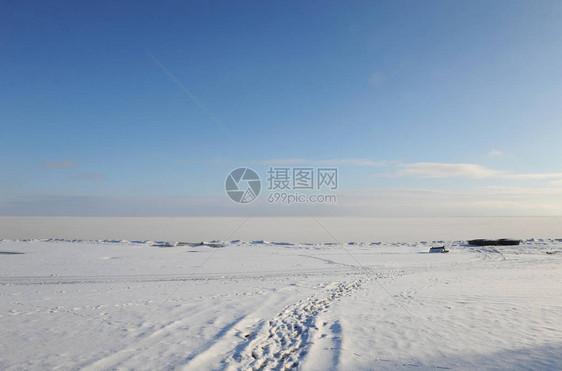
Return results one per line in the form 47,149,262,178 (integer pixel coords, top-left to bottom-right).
230,279,366,370
0,268,357,286
465,245,506,262
298,254,361,269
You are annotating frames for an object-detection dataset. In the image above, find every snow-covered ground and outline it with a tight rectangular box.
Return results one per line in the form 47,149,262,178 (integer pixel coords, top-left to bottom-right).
1,238,561,370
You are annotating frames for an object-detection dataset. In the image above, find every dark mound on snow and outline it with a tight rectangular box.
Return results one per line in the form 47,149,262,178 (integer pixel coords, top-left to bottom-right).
468,239,520,246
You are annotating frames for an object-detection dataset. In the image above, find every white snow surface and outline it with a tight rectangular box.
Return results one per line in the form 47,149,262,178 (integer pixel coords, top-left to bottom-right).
1,238,561,370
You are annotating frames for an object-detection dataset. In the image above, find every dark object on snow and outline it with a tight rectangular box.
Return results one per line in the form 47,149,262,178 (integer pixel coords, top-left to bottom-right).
156,241,226,248
204,242,225,248
467,239,520,246
185,241,226,248
468,239,499,246
429,246,449,253
152,241,176,247
498,239,520,245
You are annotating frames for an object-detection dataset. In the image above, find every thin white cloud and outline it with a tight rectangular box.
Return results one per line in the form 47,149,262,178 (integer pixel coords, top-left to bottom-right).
488,149,514,158
3,185,562,217
178,156,226,165
336,186,562,216
42,161,75,169
252,158,386,167
476,185,562,195
510,172,562,180
394,162,506,179
391,162,562,180
548,179,562,186
73,173,106,180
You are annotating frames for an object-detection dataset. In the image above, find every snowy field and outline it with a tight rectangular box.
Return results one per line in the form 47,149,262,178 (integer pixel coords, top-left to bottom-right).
1,238,561,370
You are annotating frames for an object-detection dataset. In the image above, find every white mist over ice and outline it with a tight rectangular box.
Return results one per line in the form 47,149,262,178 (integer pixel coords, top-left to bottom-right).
1,216,561,243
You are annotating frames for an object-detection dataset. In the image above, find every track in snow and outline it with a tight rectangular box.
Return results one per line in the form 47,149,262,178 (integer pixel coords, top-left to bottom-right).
228,279,366,370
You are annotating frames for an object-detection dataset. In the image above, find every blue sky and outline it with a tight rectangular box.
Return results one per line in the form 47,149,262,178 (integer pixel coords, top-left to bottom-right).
2,1,562,216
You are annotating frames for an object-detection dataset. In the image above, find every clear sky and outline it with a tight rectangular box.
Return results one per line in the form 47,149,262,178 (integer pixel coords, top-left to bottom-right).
2,0,562,216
